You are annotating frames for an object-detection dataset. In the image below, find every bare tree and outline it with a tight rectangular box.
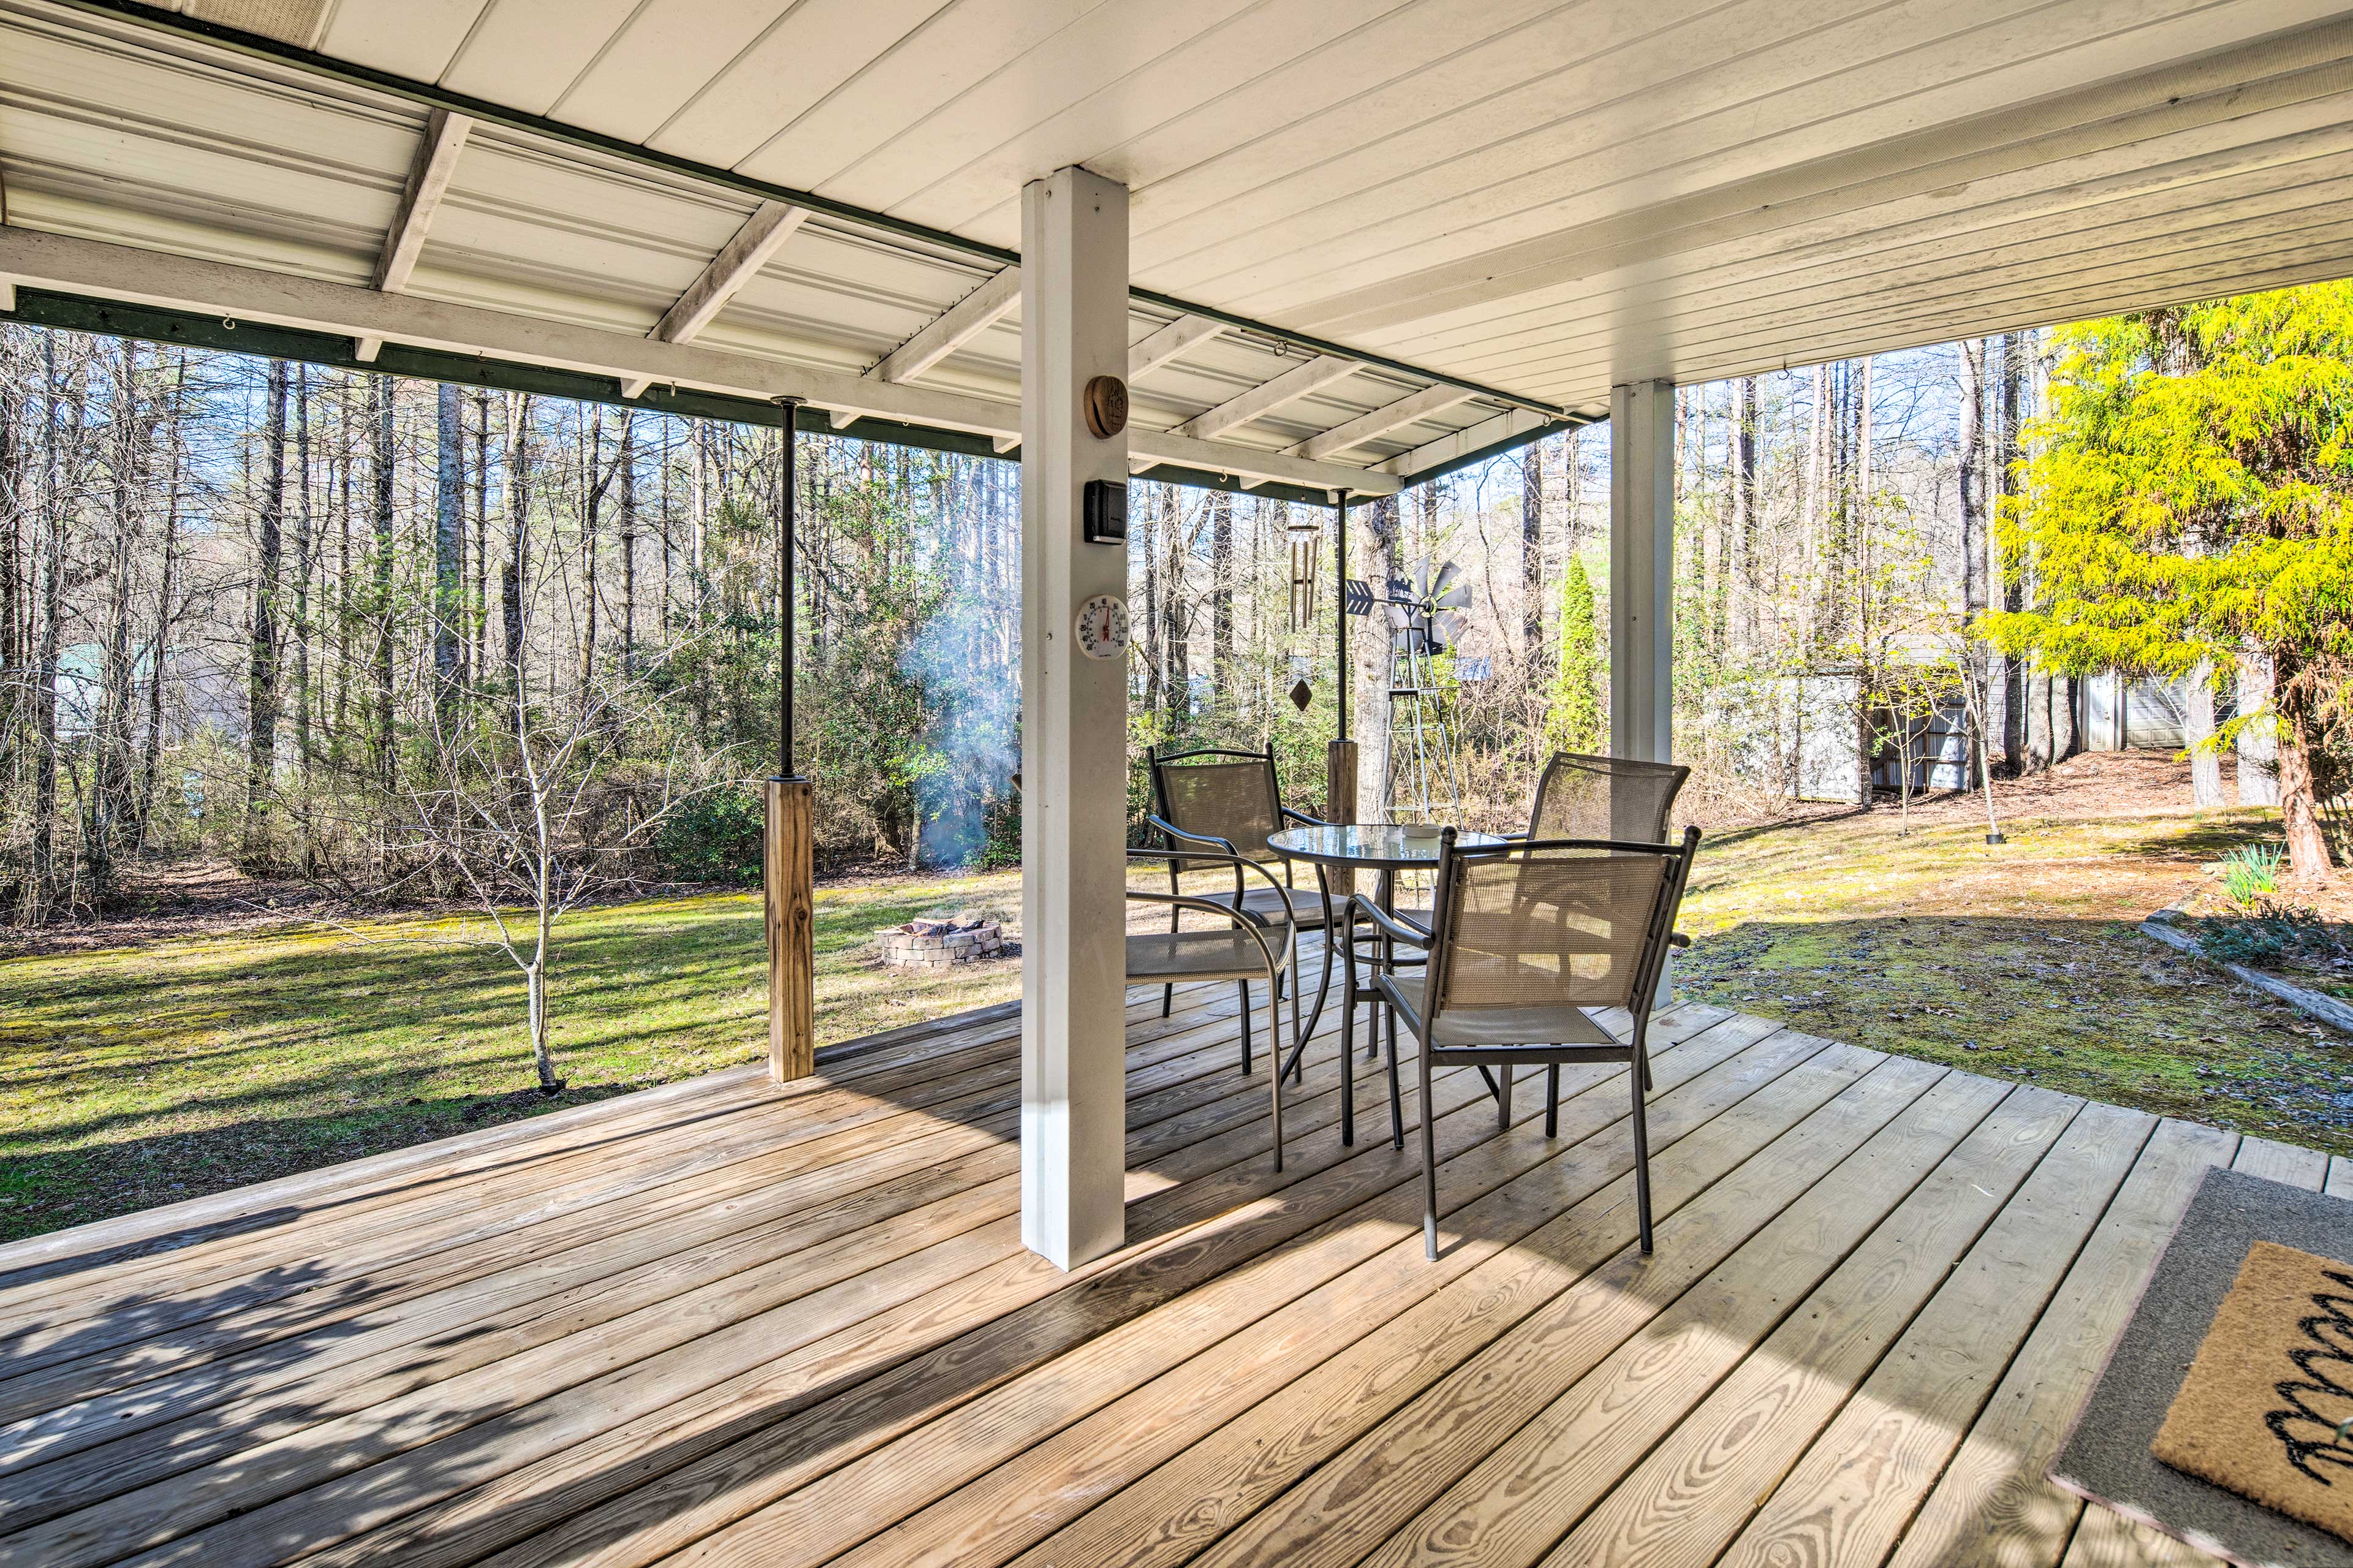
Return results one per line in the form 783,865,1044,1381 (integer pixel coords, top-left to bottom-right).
393,644,742,1092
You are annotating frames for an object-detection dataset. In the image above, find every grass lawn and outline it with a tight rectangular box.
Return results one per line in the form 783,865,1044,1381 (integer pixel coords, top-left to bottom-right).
0,869,1018,1243
1674,756,2353,1156
4,752,2347,1244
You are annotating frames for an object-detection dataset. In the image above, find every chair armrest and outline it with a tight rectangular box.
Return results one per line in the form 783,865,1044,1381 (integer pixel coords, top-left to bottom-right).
1347,893,1432,949
1669,931,1692,949
1124,846,1295,925
1143,814,1239,857
1278,806,1330,828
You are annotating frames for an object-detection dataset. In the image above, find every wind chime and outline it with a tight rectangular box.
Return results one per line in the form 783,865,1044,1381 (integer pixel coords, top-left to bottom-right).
1286,512,1320,711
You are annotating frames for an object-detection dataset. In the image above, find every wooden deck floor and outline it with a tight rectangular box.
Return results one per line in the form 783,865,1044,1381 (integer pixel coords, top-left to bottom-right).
1,971,2339,1568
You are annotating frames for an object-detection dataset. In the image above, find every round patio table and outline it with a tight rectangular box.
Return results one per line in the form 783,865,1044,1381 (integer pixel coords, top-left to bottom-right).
1267,824,1505,1148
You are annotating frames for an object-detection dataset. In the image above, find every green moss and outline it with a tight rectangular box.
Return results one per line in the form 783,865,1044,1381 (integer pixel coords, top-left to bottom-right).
1676,804,2351,1156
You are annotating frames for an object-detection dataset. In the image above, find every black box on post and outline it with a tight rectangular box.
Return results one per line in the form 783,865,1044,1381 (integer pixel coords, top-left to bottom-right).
1083,479,1127,545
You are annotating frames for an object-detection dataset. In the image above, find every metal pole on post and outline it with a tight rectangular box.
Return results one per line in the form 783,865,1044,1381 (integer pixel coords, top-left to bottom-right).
767,397,815,1083
1327,489,1357,828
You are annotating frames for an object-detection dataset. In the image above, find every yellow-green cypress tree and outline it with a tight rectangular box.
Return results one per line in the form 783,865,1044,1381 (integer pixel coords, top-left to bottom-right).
1545,554,1604,756
1984,284,2353,884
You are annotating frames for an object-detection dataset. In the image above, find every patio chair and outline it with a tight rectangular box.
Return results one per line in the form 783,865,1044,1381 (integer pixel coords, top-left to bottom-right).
1374,749,1692,1012
1146,744,1339,1076
1353,826,1700,1259
1518,751,1691,843
1125,847,1297,1170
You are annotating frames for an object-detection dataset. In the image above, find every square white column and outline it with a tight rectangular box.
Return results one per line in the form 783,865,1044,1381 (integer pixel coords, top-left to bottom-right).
1610,379,1675,764
1020,167,1131,1270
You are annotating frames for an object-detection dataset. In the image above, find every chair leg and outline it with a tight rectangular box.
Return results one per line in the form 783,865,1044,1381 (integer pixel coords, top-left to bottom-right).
1269,977,1285,1174
1418,1037,1441,1260
1237,982,1252,1074
1545,1063,1560,1138
1385,1005,1404,1150
1496,1063,1512,1132
1631,1061,1655,1255
1339,994,1357,1149
1161,982,1172,1019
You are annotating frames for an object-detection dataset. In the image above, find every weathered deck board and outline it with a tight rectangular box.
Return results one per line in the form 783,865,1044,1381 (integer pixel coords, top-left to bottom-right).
0,977,2324,1568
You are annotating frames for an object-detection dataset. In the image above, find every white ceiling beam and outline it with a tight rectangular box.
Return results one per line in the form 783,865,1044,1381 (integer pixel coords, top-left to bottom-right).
373,108,471,295
0,227,1400,494
1176,354,1360,441
1127,313,1227,379
1377,406,1554,482
653,200,808,346
1285,384,1477,461
868,266,1019,384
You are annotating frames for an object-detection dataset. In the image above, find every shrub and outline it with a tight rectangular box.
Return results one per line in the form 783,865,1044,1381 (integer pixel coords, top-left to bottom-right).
652,785,765,886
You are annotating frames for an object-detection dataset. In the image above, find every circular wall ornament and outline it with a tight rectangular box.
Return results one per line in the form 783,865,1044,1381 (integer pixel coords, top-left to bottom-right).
1083,375,1129,439
1075,594,1130,660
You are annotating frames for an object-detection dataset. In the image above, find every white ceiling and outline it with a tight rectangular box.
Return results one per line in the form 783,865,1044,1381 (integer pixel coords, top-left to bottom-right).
9,0,2353,475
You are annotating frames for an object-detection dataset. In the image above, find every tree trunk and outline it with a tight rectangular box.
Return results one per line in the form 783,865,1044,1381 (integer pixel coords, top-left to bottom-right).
372,374,395,789
290,364,313,787
2238,652,2280,806
2269,646,2337,884
1209,488,1231,686
242,357,288,873
2185,659,2224,808
89,339,142,896
1730,378,1757,654
471,388,489,687
27,336,64,918
504,392,532,691
1521,437,1544,664
1994,331,2026,774
1958,341,1987,616
1161,486,1188,718
617,410,637,672
434,382,464,707
138,382,183,850
1356,493,1401,822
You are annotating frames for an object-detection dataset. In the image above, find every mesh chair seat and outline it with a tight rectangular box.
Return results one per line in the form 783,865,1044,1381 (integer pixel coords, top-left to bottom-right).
1126,928,1276,983
1377,973,1620,1050
1199,882,1341,929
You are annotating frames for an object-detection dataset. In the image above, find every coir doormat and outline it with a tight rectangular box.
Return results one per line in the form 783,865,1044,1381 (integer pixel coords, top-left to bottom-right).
2052,1167,2353,1568
2153,1240,2353,1542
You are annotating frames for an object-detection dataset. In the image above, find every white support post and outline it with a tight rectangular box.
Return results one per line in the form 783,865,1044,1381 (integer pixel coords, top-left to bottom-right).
1610,379,1675,764
1611,377,1677,1007
1020,167,1131,1271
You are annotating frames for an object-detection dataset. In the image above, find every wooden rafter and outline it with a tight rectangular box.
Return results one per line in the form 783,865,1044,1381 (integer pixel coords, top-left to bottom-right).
868,267,1020,384
1175,354,1359,441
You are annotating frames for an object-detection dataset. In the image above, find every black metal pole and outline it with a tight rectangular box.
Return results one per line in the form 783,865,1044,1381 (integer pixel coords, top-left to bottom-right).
1334,489,1349,741
778,397,801,778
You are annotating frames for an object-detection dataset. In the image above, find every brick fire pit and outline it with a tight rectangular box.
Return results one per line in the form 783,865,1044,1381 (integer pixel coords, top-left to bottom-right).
878,914,1007,968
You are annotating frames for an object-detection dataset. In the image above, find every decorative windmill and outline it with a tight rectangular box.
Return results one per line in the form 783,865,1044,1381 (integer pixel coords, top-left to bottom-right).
1382,555,1472,823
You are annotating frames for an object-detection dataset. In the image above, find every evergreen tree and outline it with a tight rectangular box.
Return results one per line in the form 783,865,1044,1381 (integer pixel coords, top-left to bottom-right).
1985,283,2353,883
1544,553,1604,756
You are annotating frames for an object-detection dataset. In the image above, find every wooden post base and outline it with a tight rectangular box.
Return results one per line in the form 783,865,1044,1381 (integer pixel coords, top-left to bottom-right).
765,777,815,1083
1326,739,1360,895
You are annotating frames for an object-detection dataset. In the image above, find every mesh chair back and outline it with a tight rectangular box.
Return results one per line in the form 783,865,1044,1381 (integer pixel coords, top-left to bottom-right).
1427,838,1688,1019
1154,753,1283,862
1526,752,1691,844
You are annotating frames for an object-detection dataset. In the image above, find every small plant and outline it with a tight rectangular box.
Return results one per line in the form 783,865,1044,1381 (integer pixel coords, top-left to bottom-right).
2200,901,2326,968
2219,843,2286,908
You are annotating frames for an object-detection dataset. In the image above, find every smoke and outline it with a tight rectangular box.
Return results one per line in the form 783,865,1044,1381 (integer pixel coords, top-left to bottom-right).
897,468,1019,868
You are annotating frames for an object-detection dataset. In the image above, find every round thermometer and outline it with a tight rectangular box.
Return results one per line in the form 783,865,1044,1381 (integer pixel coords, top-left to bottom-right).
1075,594,1130,661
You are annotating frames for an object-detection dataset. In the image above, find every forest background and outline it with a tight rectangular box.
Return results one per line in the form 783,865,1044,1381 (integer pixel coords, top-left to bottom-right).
0,314,2080,924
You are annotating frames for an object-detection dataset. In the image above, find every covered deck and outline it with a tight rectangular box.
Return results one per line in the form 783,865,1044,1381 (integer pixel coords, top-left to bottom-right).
0,966,2315,1568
